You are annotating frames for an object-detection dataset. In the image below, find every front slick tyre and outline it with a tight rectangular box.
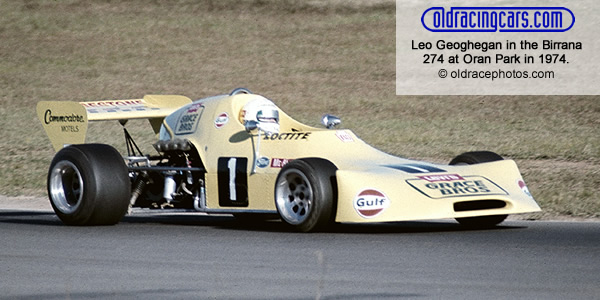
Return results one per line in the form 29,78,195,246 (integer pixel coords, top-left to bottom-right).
48,144,131,226
455,215,508,228
450,151,507,228
274,159,337,232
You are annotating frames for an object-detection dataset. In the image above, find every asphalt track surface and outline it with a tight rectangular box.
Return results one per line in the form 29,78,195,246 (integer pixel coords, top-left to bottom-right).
1,209,599,300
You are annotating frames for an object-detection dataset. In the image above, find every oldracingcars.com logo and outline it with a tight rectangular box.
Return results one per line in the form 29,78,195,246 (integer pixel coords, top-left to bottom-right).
421,7,575,32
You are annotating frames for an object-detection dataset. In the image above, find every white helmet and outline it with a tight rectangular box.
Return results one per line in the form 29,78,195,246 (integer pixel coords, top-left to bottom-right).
241,96,280,135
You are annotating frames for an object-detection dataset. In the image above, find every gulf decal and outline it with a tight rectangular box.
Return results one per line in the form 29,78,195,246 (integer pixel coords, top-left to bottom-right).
214,112,229,129
517,180,533,198
354,189,390,218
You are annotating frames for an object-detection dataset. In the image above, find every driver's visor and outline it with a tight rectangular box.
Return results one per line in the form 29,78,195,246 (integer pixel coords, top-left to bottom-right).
257,109,279,123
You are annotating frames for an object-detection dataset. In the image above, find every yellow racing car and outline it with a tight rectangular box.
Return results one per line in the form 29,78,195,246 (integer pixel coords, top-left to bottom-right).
37,88,540,231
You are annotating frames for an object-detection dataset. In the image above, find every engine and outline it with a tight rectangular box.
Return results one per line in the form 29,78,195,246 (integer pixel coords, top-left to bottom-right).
128,138,206,210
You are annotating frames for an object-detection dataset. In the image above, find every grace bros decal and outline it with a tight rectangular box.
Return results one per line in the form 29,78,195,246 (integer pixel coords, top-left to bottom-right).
406,174,508,199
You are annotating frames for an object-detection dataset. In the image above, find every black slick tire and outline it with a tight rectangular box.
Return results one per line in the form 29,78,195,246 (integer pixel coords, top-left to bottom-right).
47,144,131,225
274,158,337,232
450,151,508,228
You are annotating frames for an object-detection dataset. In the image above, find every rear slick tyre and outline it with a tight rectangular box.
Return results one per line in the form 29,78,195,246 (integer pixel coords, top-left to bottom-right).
48,144,131,225
450,151,508,228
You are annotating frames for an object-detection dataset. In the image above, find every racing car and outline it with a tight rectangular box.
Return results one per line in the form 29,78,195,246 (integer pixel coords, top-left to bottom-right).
36,88,541,231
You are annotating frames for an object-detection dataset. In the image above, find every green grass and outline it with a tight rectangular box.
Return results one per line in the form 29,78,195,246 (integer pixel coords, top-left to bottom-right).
0,0,598,218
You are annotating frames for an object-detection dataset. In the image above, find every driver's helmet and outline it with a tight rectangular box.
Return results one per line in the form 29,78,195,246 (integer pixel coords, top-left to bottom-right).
240,96,280,135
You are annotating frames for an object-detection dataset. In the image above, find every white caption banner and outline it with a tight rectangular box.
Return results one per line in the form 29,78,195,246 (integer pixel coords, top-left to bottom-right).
396,0,599,95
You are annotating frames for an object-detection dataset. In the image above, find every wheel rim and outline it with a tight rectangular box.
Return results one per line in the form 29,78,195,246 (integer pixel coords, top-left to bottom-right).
275,169,313,225
49,161,84,214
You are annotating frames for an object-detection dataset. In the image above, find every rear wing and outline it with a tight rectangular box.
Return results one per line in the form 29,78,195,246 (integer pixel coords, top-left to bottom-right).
36,95,191,151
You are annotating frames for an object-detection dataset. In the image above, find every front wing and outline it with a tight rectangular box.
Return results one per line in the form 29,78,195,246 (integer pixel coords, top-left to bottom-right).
334,159,540,223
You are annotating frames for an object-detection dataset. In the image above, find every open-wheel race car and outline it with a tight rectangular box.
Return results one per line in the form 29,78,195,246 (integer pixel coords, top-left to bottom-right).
37,88,541,232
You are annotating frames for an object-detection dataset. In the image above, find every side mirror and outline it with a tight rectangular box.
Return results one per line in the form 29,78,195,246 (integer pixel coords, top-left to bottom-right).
245,120,259,132
321,114,341,129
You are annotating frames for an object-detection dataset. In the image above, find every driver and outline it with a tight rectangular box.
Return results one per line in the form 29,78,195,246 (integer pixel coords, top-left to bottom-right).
240,96,280,135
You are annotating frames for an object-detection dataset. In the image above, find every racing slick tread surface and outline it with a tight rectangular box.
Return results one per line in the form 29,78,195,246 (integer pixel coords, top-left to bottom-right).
450,151,508,227
48,144,131,225
275,158,337,232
